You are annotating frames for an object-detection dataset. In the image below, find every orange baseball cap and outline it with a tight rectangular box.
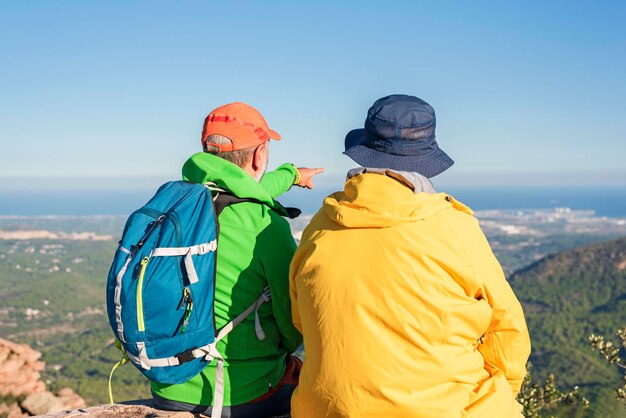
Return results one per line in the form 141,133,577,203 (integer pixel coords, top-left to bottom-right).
201,102,282,152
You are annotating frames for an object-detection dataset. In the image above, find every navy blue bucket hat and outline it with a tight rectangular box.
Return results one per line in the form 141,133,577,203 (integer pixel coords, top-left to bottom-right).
344,94,454,178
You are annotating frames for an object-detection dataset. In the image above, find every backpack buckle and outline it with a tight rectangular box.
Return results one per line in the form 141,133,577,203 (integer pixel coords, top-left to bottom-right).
176,350,196,364
197,241,217,255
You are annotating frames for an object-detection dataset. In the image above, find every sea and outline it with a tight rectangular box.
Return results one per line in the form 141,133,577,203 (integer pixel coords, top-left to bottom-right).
1,186,626,218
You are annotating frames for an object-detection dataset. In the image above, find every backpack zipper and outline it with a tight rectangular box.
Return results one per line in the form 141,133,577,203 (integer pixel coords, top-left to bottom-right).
179,287,194,333
136,256,150,332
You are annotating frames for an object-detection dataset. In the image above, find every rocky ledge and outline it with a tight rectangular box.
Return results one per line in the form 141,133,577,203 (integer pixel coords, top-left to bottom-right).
0,338,86,418
37,400,290,418
37,401,202,418
1,338,288,418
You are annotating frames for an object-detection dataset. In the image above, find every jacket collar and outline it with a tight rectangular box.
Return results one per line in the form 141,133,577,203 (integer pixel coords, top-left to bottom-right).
346,167,436,194
181,152,280,209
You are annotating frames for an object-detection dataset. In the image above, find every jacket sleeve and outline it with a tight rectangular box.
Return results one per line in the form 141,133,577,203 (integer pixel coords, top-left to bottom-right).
462,219,531,396
260,163,297,199
260,214,303,353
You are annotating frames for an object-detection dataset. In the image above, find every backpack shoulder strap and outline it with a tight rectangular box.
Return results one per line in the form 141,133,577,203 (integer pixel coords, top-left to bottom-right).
213,192,262,218
206,181,300,219
213,192,300,219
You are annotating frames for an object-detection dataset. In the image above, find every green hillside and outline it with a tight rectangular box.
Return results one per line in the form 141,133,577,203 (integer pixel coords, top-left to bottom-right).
510,237,626,417
0,238,150,404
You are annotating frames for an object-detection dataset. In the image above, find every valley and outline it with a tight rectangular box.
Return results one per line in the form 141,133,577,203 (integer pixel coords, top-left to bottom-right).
1,210,625,416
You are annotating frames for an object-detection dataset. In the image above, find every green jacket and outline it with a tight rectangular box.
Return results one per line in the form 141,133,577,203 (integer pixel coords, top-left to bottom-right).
151,152,303,406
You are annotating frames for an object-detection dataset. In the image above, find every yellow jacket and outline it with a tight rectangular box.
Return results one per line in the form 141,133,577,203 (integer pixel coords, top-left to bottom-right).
289,173,530,418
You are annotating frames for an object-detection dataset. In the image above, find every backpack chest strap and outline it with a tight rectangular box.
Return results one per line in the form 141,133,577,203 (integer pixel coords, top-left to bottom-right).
150,241,217,284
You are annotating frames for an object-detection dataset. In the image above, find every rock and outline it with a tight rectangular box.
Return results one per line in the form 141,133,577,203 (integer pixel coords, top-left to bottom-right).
55,389,74,397
34,381,47,393
55,388,87,410
0,338,86,417
0,402,29,418
21,350,42,364
0,357,26,374
6,342,27,355
32,361,46,372
17,380,46,396
0,346,10,362
21,392,63,416
38,403,199,418
0,338,47,398
2,369,38,385
34,399,291,418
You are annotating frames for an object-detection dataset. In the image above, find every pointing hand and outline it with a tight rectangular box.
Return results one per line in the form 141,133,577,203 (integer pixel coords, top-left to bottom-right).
296,167,325,189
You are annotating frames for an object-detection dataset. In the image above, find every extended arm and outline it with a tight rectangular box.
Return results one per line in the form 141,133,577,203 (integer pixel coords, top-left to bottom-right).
261,164,325,198
260,164,298,199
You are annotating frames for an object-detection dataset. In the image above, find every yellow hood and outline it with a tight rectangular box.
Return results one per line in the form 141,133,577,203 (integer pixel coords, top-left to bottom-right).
323,173,472,228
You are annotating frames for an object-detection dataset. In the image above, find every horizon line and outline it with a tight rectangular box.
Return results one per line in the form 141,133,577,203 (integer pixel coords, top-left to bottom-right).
2,169,626,189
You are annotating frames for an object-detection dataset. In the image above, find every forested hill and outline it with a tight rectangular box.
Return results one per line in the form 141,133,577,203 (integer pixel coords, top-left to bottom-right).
509,236,626,416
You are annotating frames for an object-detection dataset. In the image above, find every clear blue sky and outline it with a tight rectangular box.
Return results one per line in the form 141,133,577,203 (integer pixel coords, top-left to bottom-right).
1,0,625,189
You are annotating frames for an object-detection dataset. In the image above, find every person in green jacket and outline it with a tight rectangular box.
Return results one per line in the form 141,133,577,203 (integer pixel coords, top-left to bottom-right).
151,102,323,418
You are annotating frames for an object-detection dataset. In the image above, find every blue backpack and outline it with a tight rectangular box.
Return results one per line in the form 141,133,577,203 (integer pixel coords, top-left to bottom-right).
105,181,274,416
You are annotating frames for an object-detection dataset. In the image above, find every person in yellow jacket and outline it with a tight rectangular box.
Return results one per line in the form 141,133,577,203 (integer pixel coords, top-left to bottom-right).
289,94,531,418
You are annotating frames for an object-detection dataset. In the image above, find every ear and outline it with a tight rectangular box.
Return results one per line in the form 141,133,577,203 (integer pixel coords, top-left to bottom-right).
251,142,267,171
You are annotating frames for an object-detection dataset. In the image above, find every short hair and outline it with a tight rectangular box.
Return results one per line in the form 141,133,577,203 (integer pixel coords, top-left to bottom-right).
203,134,255,167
